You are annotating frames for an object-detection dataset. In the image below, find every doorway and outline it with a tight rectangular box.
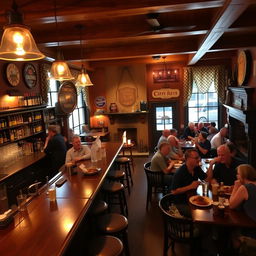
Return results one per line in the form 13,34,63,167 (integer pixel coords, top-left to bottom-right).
148,101,179,152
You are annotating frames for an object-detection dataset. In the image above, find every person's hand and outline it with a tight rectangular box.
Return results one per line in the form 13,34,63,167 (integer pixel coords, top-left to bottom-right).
210,156,221,165
190,181,200,190
234,179,242,188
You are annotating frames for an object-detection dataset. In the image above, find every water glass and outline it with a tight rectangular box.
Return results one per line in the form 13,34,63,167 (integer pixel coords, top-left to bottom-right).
48,186,56,201
211,183,219,196
17,194,27,212
202,182,208,196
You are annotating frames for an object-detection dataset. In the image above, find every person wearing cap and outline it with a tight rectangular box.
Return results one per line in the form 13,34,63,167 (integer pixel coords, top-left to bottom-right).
194,131,211,158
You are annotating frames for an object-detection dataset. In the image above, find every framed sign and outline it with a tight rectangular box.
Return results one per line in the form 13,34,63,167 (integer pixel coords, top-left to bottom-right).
23,63,37,88
58,82,77,114
95,96,106,108
153,69,179,83
237,50,251,86
6,63,20,87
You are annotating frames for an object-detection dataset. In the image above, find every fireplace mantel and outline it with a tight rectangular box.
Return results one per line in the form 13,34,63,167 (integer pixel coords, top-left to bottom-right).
224,86,256,167
103,111,148,124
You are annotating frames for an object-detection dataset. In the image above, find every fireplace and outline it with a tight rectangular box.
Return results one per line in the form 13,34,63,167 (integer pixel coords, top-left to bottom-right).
117,128,137,145
224,86,256,167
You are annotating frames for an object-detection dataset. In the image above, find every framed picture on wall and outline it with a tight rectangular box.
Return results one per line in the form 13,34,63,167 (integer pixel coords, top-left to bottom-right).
152,68,179,83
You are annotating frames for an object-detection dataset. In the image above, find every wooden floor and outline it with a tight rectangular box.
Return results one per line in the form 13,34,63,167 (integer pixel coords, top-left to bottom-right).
127,156,190,256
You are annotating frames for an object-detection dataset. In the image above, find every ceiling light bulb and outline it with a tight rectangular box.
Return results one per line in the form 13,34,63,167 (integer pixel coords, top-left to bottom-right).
57,63,65,75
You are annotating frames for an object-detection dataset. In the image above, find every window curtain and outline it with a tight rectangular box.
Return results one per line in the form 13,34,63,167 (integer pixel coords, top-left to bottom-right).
40,63,51,104
183,65,226,106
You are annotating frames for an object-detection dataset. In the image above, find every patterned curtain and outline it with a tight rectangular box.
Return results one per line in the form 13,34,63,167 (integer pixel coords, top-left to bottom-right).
70,68,90,107
39,63,51,104
183,65,227,106
183,67,193,106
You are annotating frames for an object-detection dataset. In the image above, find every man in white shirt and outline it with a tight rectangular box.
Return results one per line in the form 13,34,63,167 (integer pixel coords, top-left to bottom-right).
65,135,91,165
211,127,228,149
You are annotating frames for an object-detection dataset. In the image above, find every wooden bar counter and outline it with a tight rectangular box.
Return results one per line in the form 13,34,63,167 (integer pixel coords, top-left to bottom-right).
0,142,122,256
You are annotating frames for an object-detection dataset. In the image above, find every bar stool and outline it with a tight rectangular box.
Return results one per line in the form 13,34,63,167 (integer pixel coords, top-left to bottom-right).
91,200,108,216
89,235,123,256
102,181,128,216
107,170,125,182
115,157,133,194
121,143,135,172
97,213,130,256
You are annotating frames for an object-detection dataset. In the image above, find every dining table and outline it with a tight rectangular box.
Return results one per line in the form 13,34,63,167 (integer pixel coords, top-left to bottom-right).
0,141,123,256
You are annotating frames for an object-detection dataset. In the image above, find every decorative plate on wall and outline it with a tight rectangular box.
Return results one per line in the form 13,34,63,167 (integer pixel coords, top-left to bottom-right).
6,63,20,87
58,81,77,114
23,63,37,88
237,50,251,86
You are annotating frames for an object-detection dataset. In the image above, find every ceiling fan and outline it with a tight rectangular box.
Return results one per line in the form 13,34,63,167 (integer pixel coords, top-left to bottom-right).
137,13,196,35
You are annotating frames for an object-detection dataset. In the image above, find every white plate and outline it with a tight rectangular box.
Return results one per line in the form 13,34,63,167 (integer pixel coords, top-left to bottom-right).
189,195,212,207
82,167,101,176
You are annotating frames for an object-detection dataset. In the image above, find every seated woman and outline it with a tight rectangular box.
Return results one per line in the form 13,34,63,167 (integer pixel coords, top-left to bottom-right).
194,131,211,158
230,164,256,249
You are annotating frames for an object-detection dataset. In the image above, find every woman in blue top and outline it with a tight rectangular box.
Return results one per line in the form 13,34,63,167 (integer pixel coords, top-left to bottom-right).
230,164,256,251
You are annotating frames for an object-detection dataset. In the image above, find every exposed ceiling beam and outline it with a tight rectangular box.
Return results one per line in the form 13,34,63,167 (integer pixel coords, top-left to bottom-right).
188,0,251,65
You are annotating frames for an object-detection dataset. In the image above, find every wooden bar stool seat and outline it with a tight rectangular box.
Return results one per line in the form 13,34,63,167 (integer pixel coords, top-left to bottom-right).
108,170,125,181
89,235,123,256
102,181,128,216
121,143,135,172
91,200,108,216
97,213,130,256
115,157,133,195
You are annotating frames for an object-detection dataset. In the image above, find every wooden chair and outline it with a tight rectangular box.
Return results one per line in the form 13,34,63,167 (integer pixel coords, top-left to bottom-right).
159,193,200,256
144,162,168,210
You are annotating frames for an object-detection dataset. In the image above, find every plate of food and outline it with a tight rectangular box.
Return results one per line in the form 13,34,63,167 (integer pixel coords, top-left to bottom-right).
189,195,212,207
174,163,183,168
79,164,101,175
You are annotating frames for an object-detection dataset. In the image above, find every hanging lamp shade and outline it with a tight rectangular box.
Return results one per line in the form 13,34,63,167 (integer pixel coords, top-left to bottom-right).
49,59,74,81
0,4,45,61
76,65,93,87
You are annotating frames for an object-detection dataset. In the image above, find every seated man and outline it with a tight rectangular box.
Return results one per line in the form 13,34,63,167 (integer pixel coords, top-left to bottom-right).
207,126,218,141
167,135,183,160
156,129,171,148
194,131,211,158
182,122,196,140
171,149,207,203
211,127,228,149
65,135,91,165
151,142,174,188
170,128,178,137
207,144,245,185
197,122,209,134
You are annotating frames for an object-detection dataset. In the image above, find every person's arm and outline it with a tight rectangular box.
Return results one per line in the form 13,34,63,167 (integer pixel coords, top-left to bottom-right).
172,181,200,195
65,149,72,163
229,181,248,209
163,160,174,174
206,157,220,183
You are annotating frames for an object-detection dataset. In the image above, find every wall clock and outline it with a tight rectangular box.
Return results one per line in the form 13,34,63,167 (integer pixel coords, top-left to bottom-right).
6,63,20,87
58,81,77,114
237,50,251,86
23,63,37,88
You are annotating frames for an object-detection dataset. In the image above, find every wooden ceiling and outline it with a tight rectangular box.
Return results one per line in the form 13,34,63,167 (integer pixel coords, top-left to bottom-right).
1,0,256,67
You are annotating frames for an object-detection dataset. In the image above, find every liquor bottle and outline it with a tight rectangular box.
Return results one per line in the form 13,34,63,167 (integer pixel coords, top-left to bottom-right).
0,133,3,144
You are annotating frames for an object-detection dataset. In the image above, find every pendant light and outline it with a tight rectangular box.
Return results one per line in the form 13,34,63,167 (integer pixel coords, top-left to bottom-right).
75,24,93,87
0,1,45,61
49,0,74,81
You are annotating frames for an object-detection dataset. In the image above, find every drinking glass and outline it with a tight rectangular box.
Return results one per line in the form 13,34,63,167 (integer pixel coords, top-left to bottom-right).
48,186,56,201
202,182,208,196
16,194,27,212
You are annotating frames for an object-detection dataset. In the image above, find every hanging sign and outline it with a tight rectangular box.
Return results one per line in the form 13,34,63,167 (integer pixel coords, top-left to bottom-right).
95,96,106,108
152,88,180,99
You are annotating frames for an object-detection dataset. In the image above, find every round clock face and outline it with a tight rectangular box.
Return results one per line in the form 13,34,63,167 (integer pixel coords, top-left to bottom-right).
6,63,20,87
58,82,77,114
23,63,37,88
237,50,248,86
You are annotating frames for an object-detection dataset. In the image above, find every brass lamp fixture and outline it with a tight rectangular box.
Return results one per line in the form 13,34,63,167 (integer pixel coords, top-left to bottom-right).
0,1,45,61
49,0,73,81
75,24,93,87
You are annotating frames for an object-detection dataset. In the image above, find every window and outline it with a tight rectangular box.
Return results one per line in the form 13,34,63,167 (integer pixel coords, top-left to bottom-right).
156,106,173,131
47,75,59,107
188,82,218,124
68,92,87,135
